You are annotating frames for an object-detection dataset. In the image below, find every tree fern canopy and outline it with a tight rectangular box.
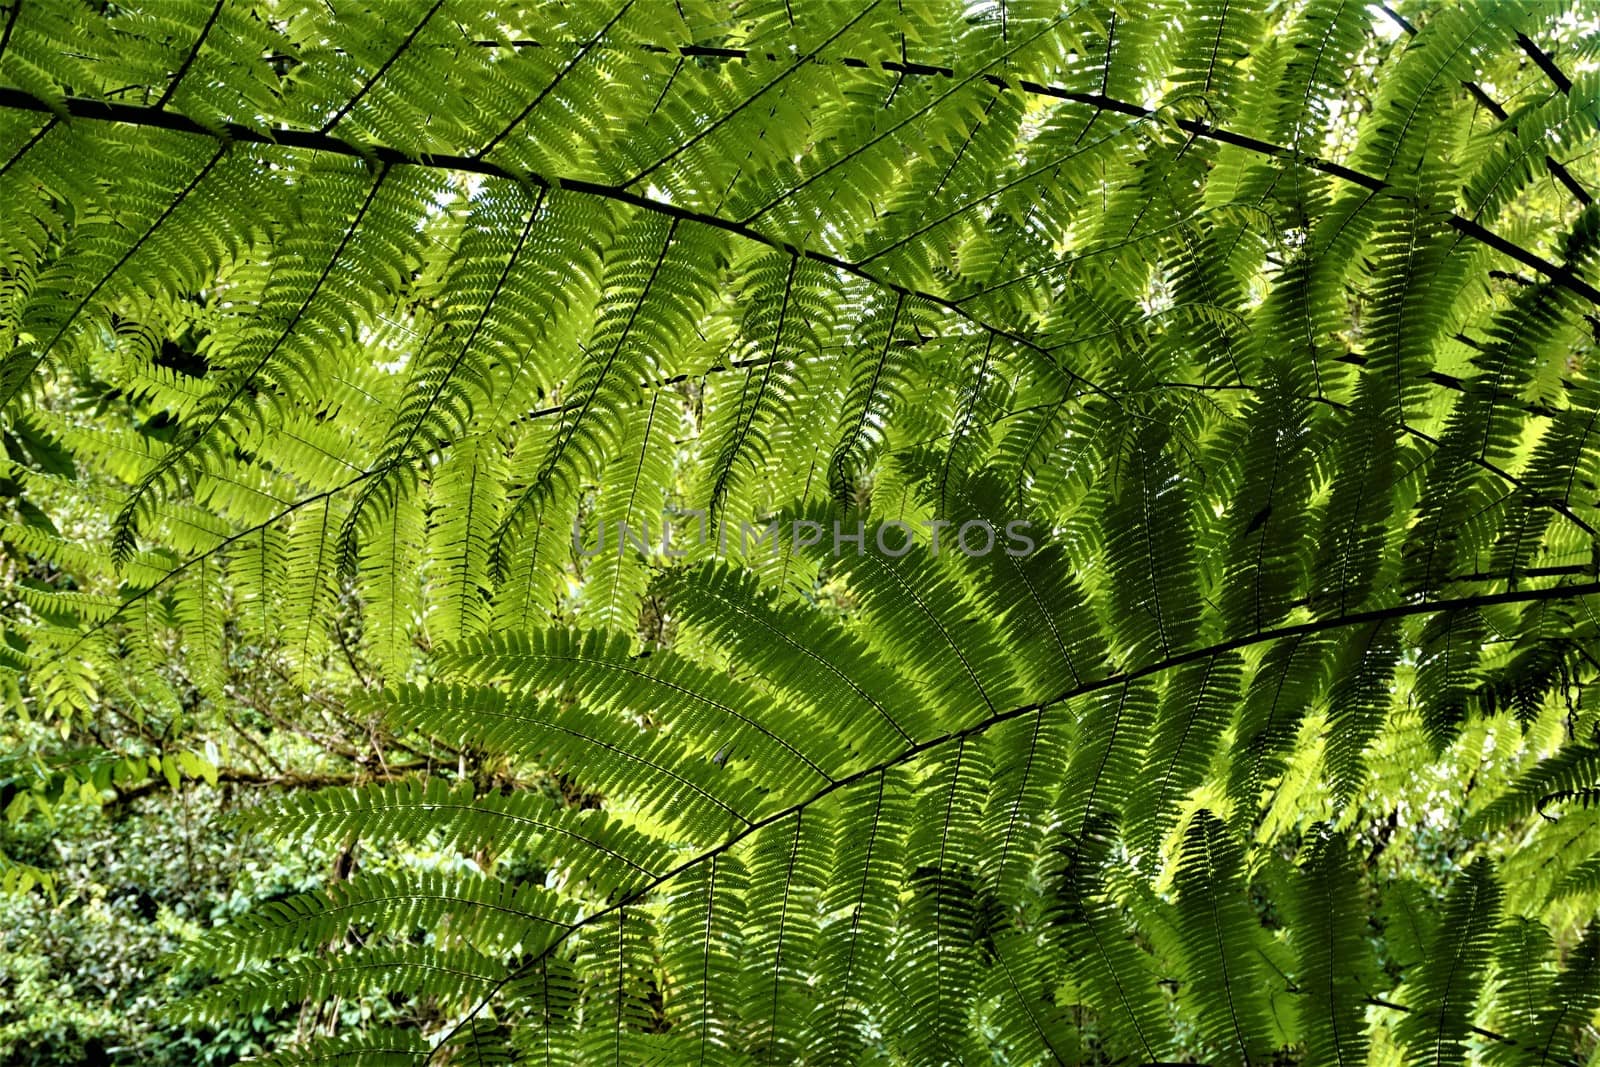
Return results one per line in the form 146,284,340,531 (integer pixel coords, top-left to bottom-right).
3,0,1600,1063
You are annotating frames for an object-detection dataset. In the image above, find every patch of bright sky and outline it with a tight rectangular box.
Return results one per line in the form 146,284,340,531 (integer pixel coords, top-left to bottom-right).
1370,3,1405,41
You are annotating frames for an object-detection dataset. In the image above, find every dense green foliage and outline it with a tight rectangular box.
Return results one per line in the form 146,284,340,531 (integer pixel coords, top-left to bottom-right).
3,0,1600,1063
0,789,324,1064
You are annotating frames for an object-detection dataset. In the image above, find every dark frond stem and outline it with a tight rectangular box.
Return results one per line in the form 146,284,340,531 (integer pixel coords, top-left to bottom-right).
473,0,634,158
1517,32,1575,94
1307,393,1599,539
56,349,681,666
0,116,53,178
116,163,395,565
62,470,374,663
1538,786,1600,819
0,142,229,411
739,14,1064,223
707,254,798,525
0,90,1114,411
622,0,879,187
1374,4,1415,34
153,0,226,110
939,333,995,502
492,217,684,575
319,0,447,132
1,81,1590,313
334,617,374,691
502,347,809,429
0,1,20,67
993,944,1069,1065
832,291,906,500
1373,6,1593,207
346,185,546,566
250,30,1599,299
980,82,1600,305
767,813,803,1047
120,21,1598,210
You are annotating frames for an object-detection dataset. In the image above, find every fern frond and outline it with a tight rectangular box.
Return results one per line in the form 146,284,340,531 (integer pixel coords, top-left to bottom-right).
1288,826,1374,1067
1173,810,1279,1065
1393,858,1503,1066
